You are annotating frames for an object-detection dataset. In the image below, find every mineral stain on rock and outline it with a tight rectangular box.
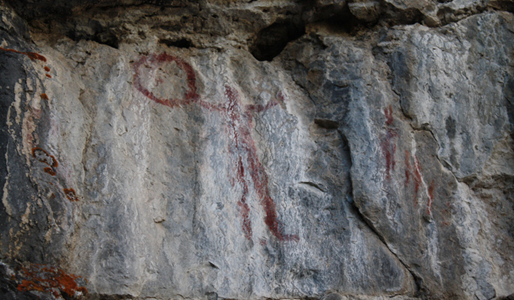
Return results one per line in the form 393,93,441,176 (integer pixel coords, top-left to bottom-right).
32,147,58,168
63,188,78,202
0,47,47,62
16,263,87,298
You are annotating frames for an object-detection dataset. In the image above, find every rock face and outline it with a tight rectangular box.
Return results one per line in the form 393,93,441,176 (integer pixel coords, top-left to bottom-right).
0,1,513,300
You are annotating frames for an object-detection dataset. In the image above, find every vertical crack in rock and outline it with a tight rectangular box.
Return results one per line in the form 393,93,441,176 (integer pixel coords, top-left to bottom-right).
340,129,422,296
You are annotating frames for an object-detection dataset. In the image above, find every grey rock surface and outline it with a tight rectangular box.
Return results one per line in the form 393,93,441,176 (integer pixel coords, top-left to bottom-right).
0,1,512,300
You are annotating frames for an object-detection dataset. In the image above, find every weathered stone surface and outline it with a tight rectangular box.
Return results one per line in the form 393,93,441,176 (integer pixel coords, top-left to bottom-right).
0,1,513,300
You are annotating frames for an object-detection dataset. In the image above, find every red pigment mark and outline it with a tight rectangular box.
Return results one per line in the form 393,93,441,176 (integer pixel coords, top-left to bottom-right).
63,188,78,202
32,147,58,168
384,105,394,126
0,47,47,62
427,180,435,216
381,132,397,180
381,106,397,181
224,85,297,242
44,66,51,72
16,263,87,298
236,156,252,240
133,53,199,108
40,93,49,100
46,74,52,78
43,167,56,176
133,54,296,241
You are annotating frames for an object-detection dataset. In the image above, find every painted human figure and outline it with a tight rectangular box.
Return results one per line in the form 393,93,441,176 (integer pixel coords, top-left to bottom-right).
133,53,297,242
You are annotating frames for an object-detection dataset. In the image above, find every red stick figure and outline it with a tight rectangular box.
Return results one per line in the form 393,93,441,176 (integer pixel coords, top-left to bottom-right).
133,53,298,242
381,105,397,180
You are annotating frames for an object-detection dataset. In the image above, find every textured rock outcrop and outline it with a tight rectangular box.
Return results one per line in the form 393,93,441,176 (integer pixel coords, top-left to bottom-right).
0,1,513,300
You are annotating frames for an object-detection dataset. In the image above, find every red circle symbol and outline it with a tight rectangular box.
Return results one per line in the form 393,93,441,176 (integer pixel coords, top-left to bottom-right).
133,53,199,108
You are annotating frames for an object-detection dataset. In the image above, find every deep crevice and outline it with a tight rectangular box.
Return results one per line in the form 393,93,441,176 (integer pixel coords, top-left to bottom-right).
250,20,305,61
66,30,119,49
159,38,194,48
314,118,339,129
347,197,423,296
342,131,422,297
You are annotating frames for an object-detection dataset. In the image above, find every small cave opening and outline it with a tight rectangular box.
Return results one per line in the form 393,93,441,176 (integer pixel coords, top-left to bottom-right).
66,30,119,49
159,38,194,49
250,20,305,62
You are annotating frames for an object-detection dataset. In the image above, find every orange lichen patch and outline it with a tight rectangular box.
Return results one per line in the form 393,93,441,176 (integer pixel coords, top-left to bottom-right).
0,47,47,62
43,167,56,176
40,93,49,100
44,66,51,72
16,263,87,299
31,147,58,168
63,188,78,202
46,74,52,78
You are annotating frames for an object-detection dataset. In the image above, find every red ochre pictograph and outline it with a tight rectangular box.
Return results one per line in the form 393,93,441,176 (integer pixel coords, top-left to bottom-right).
16,263,87,299
381,105,397,180
133,53,297,242
40,93,49,100
404,150,424,207
405,145,437,218
384,107,438,218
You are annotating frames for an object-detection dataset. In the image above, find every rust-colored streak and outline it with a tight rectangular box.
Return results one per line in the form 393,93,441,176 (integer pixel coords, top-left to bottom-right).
133,53,199,108
40,93,49,100
43,167,56,176
45,74,52,78
63,188,78,202
16,263,87,298
44,66,51,72
32,147,58,168
0,47,47,62
427,180,435,215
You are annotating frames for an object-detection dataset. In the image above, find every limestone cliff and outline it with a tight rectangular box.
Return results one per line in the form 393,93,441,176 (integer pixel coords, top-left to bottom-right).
0,1,513,300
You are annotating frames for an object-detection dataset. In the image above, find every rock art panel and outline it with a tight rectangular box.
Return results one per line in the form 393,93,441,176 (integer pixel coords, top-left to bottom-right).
133,53,298,242
0,2,512,299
